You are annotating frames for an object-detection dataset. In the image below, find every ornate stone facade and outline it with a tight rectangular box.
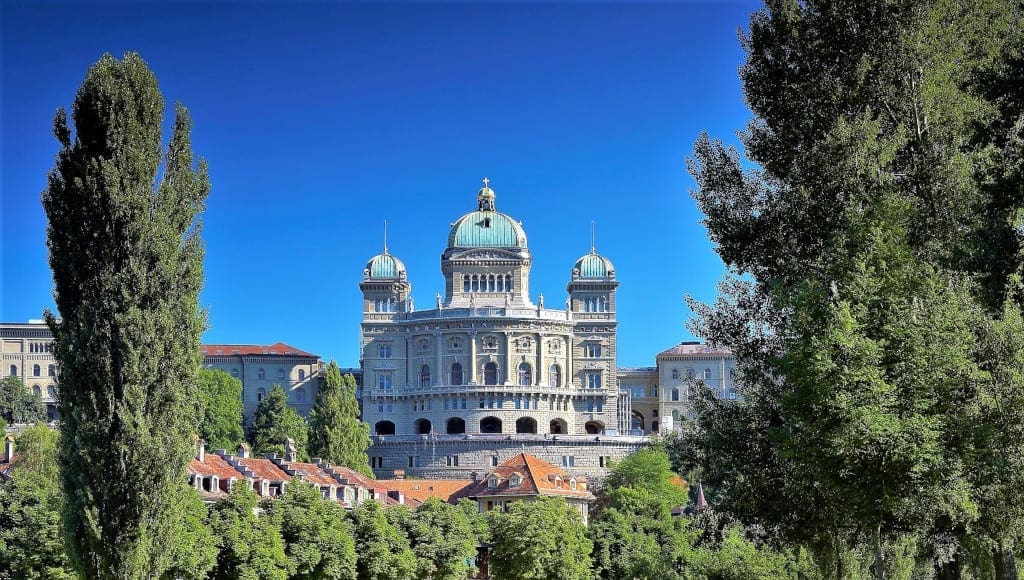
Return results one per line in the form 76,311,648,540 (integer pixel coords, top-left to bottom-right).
360,180,645,478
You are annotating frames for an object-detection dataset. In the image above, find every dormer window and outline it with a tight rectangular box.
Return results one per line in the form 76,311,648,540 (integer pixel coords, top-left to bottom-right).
483,218,491,228
569,478,577,490
509,474,522,488
488,476,499,488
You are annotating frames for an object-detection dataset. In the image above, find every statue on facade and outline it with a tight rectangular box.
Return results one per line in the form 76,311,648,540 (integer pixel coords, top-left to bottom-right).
436,292,442,309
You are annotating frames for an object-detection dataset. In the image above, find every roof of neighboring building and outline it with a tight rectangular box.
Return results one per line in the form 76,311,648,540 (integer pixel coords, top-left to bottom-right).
234,456,292,483
328,466,378,489
202,343,317,358
656,341,733,358
453,453,594,502
189,453,244,481
376,479,473,504
283,462,340,487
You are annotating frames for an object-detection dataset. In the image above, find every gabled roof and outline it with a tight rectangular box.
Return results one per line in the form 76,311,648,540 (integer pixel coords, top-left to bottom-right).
234,457,291,483
453,453,594,502
201,342,317,358
376,479,473,504
282,462,339,487
656,341,732,358
329,466,378,489
189,453,244,481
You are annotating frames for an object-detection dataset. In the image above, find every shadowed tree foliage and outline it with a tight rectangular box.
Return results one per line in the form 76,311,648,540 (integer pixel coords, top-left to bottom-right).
42,51,209,578
263,480,357,579
387,498,477,580
208,484,289,580
489,496,593,580
0,376,46,425
198,368,245,452
249,385,309,460
349,499,417,580
308,361,372,476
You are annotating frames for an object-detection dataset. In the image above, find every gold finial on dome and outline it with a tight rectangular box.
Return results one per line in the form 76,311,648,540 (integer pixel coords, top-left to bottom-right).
477,177,496,211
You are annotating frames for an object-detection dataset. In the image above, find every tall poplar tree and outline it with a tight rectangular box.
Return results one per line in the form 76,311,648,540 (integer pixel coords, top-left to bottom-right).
308,361,372,476
42,52,209,578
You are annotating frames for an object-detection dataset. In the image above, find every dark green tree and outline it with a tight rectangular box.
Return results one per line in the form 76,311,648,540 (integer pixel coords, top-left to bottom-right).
250,385,308,460
349,499,417,580
488,496,593,580
0,376,46,425
0,425,74,579
308,361,372,476
264,480,357,579
152,484,217,580
198,368,244,451
207,484,289,580
42,51,209,578
389,497,477,580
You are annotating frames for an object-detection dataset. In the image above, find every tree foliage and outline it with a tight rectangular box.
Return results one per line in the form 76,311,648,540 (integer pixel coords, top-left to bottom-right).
208,484,289,580
0,376,46,425
250,385,308,460
264,480,357,579
198,368,244,451
685,0,1024,576
489,496,593,580
388,498,477,580
308,362,372,476
349,499,417,580
42,51,209,579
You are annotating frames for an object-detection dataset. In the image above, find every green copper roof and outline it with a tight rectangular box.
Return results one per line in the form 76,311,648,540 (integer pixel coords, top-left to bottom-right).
366,253,405,279
574,253,615,278
448,211,527,249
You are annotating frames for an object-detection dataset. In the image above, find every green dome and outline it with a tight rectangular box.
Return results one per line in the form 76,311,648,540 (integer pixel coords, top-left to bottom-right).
447,178,528,249
573,253,615,278
365,252,406,279
448,211,527,248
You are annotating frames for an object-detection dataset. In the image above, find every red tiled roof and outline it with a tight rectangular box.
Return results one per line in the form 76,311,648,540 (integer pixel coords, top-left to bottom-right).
453,453,594,502
376,479,473,504
329,466,378,489
189,453,244,481
283,462,338,487
202,342,317,358
656,342,732,358
234,457,291,483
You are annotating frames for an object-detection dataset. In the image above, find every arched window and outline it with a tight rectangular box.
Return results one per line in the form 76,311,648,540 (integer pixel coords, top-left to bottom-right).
47,385,56,399
506,274,513,291
515,417,537,434
420,365,431,388
671,388,680,402
488,275,495,292
480,416,502,434
671,368,679,380
33,364,41,376
463,275,470,292
278,368,286,380
450,362,463,386
687,367,696,379
257,388,266,402
415,418,432,435
484,362,498,385
549,418,567,434
631,410,645,431
298,369,305,381
32,385,42,397
517,363,532,386
446,417,466,434
472,276,479,292
257,368,266,380
48,364,56,377
703,368,713,380
548,364,561,388
585,421,603,435
375,421,396,436
9,365,16,376
599,296,607,312
497,275,504,292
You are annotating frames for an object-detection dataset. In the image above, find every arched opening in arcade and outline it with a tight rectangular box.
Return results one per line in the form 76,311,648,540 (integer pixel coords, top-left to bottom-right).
446,417,466,434
515,417,537,434
415,418,432,435
549,418,568,434
375,421,396,435
484,362,498,385
585,421,604,435
480,416,502,434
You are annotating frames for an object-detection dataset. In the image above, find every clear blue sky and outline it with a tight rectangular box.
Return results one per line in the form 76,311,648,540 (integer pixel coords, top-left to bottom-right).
2,1,758,367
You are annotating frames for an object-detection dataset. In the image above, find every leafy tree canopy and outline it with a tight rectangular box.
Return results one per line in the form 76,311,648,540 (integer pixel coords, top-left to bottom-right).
198,369,244,452
250,385,308,460
0,376,46,425
488,496,593,580
308,362,372,476
349,499,417,580
264,480,357,579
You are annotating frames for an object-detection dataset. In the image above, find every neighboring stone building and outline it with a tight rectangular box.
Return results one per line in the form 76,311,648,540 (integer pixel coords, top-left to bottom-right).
359,179,646,479
655,341,737,432
0,322,323,422
201,343,323,418
1,321,60,421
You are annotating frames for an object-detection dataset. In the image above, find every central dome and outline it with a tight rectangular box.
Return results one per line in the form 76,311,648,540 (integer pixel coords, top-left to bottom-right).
447,179,528,249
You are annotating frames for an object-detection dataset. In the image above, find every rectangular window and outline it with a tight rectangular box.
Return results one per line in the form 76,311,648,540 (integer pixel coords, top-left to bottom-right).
631,385,646,398
515,398,521,410
378,372,393,390
445,399,451,410
561,455,575,468
587,372,602,389
379,344,392,359
492,455,499,467
408,456,414,468
461,398,467,410
586,343,602,358
377,403,384,413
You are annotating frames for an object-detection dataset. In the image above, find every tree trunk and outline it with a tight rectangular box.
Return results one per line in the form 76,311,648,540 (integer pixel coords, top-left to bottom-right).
994,542,1018,580
936,558,961,580
874,524,886,580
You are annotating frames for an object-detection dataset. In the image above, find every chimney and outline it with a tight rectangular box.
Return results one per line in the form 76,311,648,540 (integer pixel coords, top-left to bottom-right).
284,437,297,463
197,438,206,463
239,442,251,459
4,435,15,461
